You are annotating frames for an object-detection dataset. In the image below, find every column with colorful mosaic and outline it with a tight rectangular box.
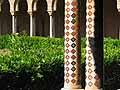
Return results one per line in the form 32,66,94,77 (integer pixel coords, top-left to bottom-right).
61,0,83,90
85,0,101,89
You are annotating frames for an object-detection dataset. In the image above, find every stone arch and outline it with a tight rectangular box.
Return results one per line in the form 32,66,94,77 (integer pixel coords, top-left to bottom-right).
17,0,29,34
0,0,3,12
35,0,49,36
0,0,11,35
14,0,19,11
104,0,120,38
32,0,38,11
53,0,64,37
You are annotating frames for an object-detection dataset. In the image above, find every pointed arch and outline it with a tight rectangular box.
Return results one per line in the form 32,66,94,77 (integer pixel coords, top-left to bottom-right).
14,0,20,11
17,0,29,34
53,0,64,37
0,0,11,35
35,0,49,36
0,0,3,12
32,0,38,11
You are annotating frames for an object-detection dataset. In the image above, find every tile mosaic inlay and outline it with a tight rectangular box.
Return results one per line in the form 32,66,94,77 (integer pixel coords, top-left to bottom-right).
85,0,101,89
63,0,81,89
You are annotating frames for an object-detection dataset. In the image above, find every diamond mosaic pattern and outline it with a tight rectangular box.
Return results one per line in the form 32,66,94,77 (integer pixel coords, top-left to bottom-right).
71,61,76,65
66,1,70,6
66,55,69,59
66,73,69,77
71,79,76,84
88,68,92,74
71,55,76,59
71,67,76,72
71,13,76,18
88,18,92,22
71,43,76,48
71,1,77,6
71,19,76,24
71,7,77,12
88,81,93,87
66,32,70,36
71,25,76,30
71,37,76,42
64,0,80,85
88,75,93,80
66,61,70,65
66,25,70,30
71,49,76,54
71,73,76,78
66,79,69,83
66,19,70,24
88,62,92,67
66,43,70,48
66,49,69,54
65,37,69,42
85,0,100,89
71,32,77,36
66,14,70,18
66,67,69,71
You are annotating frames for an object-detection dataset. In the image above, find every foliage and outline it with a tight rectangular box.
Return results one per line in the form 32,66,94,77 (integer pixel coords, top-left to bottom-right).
104,38,120,64
0,35,119,89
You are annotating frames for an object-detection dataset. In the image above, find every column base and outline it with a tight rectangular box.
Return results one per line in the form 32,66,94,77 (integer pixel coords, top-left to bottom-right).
61,88,84,90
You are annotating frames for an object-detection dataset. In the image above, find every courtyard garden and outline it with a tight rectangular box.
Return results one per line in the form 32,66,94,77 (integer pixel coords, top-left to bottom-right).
0,34,119,90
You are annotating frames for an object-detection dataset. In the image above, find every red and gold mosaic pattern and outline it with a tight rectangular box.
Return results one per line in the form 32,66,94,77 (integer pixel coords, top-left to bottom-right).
85,0,100,89
64,0,81,89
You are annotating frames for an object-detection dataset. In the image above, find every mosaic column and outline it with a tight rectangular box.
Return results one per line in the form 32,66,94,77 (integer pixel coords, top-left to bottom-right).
85,0,101,89
61,0,84,90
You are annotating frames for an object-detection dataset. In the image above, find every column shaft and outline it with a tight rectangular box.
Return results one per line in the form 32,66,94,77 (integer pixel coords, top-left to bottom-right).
30,14,35,37
85,0,101,89
61,0,83,90
50,15,53,37
12,15,17,34
118,26,120,39
0,16,1,35
30,15,33,37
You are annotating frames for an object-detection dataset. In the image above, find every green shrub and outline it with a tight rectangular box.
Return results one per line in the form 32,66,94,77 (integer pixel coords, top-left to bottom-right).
0,35,119,89
104,38,120,64
0,34,64,79
0,35,120,76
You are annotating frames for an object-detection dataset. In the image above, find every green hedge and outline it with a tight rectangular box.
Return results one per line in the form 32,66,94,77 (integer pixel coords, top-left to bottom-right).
104,38,120,63
0,34,120,89
0,34,64,80
0,35,120,78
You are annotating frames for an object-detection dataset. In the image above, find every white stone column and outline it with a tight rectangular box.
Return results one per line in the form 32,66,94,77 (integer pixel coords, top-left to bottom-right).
48,11,55,38
85,0,102,90
0,15,1,35
11,13,17,34
61,0,84,90
118,26,120,39
29,13,35,37
50,15,53,37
